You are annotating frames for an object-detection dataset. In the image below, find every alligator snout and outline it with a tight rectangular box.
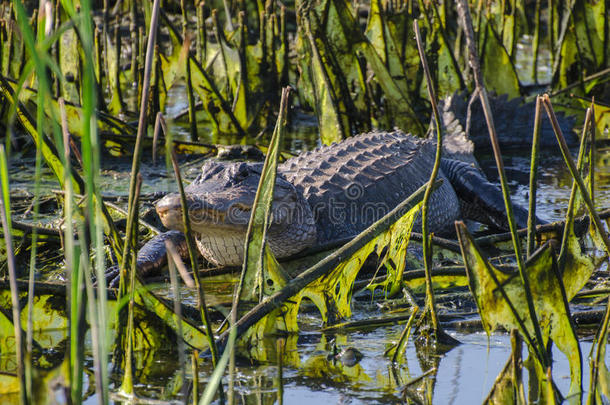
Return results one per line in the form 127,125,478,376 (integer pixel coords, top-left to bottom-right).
156,193,239,232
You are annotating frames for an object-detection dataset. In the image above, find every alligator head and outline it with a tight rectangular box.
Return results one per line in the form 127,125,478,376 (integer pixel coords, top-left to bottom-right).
156,160,318,266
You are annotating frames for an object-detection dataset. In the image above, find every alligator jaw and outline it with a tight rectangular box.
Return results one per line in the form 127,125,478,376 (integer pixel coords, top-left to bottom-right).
156,193,250,233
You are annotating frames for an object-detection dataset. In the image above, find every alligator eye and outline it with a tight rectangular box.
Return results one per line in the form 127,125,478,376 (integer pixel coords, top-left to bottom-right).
235,167,249,182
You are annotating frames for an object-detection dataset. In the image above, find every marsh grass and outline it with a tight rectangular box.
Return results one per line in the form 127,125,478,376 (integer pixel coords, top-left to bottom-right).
5,0,115,402
0,144,25,404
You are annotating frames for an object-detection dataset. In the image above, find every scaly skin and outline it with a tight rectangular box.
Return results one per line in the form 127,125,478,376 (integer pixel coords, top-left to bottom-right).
153,130,528,268
436,92,576,156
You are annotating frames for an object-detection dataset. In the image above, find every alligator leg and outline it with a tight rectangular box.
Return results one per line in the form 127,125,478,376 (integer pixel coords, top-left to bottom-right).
105,230,189,288
440,158,536,230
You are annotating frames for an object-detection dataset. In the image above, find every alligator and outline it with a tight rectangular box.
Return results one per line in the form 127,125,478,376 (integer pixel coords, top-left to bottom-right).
105,94,574,286
435,92,577,163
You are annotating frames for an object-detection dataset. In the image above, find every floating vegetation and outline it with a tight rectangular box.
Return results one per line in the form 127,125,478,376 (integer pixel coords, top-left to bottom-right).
0,0,609,403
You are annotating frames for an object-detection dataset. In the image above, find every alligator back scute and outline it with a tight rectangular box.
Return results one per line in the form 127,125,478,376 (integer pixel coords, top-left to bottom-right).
279,131,461,242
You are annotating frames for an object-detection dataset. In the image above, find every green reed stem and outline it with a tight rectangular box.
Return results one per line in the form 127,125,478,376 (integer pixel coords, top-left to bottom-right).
557,107,591,270
167,141,225,403
199,325,236,405
129,0,139,92
276,338,284,405
589,101,596,204
2,4,14,78
120,0,161,279
167,240,188,398
526,96,542,258
167,144,220,365
391,306,418,363
196,2,207,63
59,97,84,404
413,20,443,334
102,0,109,89
456,0,548,367
25,9,55,395
13,1,71,401
192,350,199,404
279,6,288,87
113,14,124,111
184,44,199,141
63,0,113,401
0,145,26,405
587,296,610,405
25,49,44,405
532,0,541,83
120,174,142,396
542,94,610,255
138,27,145,106
180,0,198,141
9,0,74,190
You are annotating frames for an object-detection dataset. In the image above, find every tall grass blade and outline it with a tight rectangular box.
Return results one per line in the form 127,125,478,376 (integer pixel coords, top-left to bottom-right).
0,145,26,405
60,97,84,404
589,101,596,204
60,0,113,401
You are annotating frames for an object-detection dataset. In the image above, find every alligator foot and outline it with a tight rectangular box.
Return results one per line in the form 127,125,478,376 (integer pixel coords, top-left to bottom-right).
98,265,122,289
98,231,190,289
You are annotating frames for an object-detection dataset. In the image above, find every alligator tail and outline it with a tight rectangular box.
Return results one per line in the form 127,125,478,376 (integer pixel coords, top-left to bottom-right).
440,158,537,231
437,92,576,153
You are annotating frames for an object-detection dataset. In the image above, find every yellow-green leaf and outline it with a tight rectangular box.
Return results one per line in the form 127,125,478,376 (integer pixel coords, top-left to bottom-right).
456,222,582,396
